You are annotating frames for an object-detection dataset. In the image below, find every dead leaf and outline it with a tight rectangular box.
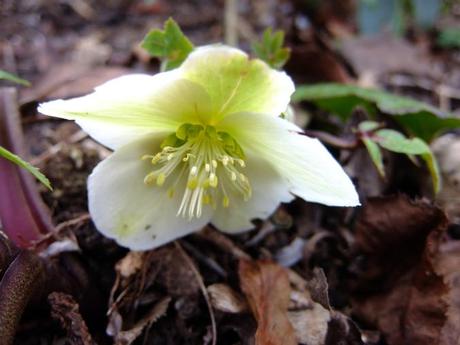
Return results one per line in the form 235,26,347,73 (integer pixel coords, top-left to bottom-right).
238,259,297,345
207,283,248,313
351,195,449,345
115,251,145,279
48,292,96,345
288,306,330,345
114,297,171,345
20,64,129,105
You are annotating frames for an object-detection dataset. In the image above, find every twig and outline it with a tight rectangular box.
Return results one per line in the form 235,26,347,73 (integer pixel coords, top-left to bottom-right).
0,251,44,345
175,241,217,345
30,130,88,167
303,130,358,149
224,0,238,46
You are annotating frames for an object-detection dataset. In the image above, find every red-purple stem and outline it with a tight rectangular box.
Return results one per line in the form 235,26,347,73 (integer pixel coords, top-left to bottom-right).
0,87,53,248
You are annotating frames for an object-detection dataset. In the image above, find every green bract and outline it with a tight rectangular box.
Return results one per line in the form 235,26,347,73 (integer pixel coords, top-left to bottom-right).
39,45,359,250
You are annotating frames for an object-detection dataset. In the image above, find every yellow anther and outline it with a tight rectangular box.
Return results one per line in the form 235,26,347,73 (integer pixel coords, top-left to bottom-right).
212,160,218,168
190,166,198,176
231,172,237,181
156,173,166,186
209,173,218,188
205,163,211,172
144,173,156,185
168,188,175,198
222,196,230,208
187,177,198,190
203,194,211,204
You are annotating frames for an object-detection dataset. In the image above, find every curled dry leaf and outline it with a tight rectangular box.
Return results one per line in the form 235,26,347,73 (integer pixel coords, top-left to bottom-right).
207,283,248,313
48,292,96,345
351,195,450,345
238,259,297,345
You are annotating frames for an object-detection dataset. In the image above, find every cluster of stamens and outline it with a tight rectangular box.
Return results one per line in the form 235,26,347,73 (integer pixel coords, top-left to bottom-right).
142,123,251,219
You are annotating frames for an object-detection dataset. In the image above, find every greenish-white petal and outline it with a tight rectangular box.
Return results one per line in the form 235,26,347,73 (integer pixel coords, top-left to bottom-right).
211,153,294,233
179,45,295,121
220,112,360,207
88,135,213,250
39,73,213,149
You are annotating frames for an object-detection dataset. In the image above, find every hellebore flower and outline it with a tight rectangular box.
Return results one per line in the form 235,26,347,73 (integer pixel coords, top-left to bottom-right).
39,45,359,250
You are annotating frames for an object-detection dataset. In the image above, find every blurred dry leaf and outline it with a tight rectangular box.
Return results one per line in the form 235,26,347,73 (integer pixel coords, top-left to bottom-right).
48,292,96,345
351,195,451,345
432,134,460,222
20,64,129,105
238,259,297,345
115,251,145,278
207,283,248,313
114,296,171,345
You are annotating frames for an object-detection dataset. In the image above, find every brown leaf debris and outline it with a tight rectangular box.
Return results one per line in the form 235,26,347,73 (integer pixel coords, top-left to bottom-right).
238,259,297,345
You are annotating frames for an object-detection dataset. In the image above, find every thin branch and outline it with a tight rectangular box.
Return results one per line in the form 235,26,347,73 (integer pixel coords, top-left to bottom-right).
175,241,217,345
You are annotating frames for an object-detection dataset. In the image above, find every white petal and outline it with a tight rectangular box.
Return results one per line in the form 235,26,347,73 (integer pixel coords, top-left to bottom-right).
178,45,295,119
211,153,294,233
220,112,360,207
88,136,213,250
39,73,213,149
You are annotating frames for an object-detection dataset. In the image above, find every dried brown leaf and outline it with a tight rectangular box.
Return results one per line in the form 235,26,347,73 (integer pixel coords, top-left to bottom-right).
351,195,449,345
238,259,297,345
48,292,96,345
114,296,171,345
207,283,248,313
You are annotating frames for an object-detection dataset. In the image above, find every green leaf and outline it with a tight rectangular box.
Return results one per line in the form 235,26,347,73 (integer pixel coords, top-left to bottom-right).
141,18,194,71
293,83,460,142
375,129,428,154
0,146,51,190
251,28,290,69
373,129,440,193
358,120,381,132
362,137,385,177
437,27,460,49
0,70,30,86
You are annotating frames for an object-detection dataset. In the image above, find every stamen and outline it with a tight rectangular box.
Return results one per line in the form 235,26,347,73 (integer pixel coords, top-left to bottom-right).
143,124,252,219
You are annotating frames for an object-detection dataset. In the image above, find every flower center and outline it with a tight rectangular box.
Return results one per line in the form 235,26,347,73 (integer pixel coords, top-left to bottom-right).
142,123,251,219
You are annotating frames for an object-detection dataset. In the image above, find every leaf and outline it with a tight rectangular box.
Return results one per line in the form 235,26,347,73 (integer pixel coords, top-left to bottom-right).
141,18,194,71
293,83,460,142
0,70,30,86
0,146,51,190
238,260,297,345
437,27,460,49
251,28,291,69
351,195,450,345
374,129,441,193
362,138,385,177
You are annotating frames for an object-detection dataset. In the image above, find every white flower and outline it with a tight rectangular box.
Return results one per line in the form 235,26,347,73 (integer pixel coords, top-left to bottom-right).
39,45,359,250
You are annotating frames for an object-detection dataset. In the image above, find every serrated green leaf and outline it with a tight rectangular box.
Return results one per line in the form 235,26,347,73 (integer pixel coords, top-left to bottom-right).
362,137,385,177
0,70,30,86
373,129,440,193
0,146,51,190
293,83,460,142
141,18,194,71
252,28,290,69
